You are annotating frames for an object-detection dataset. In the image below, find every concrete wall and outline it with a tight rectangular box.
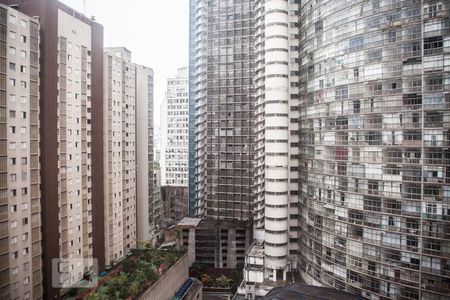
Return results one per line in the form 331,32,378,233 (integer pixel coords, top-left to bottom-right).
137,254,188,300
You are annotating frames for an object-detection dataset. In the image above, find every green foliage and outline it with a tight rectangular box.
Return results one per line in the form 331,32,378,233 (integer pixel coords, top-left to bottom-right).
85,248,183,299
190,262,205,278
215,274,233,288
106,273,129,299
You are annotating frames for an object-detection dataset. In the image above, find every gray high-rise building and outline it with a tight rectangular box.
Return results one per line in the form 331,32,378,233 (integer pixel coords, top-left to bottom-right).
298,1,450,299
191,0,255,221
239,1,450,299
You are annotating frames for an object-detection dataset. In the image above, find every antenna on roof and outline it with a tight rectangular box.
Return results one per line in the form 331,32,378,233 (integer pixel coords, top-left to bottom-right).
83,0,86,14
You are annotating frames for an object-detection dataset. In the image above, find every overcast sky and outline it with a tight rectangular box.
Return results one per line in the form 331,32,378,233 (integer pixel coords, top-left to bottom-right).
61,0,189,128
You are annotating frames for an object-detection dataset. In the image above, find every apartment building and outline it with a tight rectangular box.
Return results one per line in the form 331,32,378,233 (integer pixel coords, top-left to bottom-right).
161,67,189,187
102,47,137,266
188,0,197,216
136,64,155,247
0,5,41,299
238,1,450,299
298,1,450,299
191,0,255,221
252,0,300,281
0,1,104,298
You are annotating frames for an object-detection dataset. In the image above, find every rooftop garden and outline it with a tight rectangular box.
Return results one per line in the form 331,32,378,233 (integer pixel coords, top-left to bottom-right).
189,262,243,294
75,247,184,300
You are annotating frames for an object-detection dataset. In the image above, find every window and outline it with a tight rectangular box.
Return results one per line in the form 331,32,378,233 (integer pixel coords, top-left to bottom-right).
20,66,26,73
9,14,16,24
9,95,15,102
20,19,27,27
10,174,16,182
20,35,26,43
20,127,26,134
21,188,27,195
21,157,27,165
349,36,363,52
9,31,16,39
20,96,26,104
9,143,16,150
20,81,27,88
424,36,443,55
9,62,16,71
10,205,17,212
9,79,15,86
11,220,17,228
20,50,27,58
21,112,26,119
9,126,16,134
388,29,397,43
20,142,26,149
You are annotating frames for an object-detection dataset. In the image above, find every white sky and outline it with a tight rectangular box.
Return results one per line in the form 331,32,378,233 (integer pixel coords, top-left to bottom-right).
60,0,189,128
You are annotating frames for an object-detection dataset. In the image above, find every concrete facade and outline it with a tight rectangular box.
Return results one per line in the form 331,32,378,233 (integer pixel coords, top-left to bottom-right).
136,254,189,300
179,217,252,268
160,67,189,187
162,185,189,223
103,47,137,266
0,5,42,299
0,2,104,298
136,64,155,247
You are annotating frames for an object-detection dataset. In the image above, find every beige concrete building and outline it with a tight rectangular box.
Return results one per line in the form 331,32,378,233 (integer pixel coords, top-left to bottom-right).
56,8,95,288
103,47,137,265
1,1,104,298
135,64,155,247
0,5,42,299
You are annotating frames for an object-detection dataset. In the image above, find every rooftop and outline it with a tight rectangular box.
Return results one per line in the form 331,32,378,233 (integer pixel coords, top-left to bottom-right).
177,217,251,229
262,283,365,300
177,217,202,228
247,242,264,257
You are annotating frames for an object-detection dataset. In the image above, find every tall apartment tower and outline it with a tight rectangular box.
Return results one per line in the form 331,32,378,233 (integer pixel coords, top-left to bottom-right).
135,64,155,247
191,0,255,220
0,5,42,299
298,1,450,299
0,1,104,298
161,67,189,187
188,0,197,216
252,0,300,281
101,47,137,267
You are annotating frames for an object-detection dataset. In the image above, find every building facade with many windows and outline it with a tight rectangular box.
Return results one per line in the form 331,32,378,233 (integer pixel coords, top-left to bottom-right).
298,1,450,299
0,5,42,299
0,1,105,298
252,0,300,281
102,47,137,266
191,0,255,221
161,67,189,187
